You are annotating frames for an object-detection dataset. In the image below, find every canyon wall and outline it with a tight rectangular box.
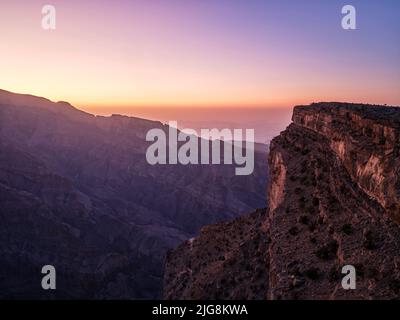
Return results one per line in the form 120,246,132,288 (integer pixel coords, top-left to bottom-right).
164,103,400,300
292,103,400,219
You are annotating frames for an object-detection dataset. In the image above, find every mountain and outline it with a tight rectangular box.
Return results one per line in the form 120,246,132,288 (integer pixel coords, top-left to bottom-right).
164,102,400,300
0,89,268,299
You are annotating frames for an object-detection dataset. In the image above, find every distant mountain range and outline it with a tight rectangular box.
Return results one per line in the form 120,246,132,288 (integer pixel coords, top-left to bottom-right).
0,89,268,299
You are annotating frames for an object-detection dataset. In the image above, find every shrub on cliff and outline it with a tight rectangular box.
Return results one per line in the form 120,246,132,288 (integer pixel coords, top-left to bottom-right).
315,240,339,260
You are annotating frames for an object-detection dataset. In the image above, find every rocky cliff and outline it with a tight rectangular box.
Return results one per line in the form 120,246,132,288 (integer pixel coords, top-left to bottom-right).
164,102,400,300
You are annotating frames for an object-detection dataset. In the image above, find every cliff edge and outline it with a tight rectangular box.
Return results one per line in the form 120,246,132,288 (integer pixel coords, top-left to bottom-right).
164,102,400,300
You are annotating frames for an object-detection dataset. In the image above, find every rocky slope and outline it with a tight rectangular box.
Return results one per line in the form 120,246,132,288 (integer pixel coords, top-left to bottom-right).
164,102,400,300
0,89,268,299
164,209,270,300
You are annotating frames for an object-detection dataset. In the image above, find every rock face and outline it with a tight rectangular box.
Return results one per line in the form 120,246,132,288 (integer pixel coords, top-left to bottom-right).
164,102,400,300
0,89,268,299
164,209,270,300
292,103,400,220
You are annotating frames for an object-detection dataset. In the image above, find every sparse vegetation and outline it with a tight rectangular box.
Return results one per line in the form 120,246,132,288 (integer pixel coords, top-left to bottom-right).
306,206,317,215
309,236,317,244
341,223,353,235
328,265,340,282
308,220,317,232
289,226,299,236
298,215,309,225
315,240,338,260
304,267,321,280
363,230,376,250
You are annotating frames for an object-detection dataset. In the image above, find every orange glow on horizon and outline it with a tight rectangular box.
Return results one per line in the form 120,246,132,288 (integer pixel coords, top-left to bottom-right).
1,1,399,115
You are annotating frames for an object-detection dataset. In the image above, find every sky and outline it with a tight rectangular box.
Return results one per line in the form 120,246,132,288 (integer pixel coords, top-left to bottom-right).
0,0,399,111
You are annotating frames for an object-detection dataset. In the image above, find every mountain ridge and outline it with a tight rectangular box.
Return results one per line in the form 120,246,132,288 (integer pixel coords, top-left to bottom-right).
0,89,268,299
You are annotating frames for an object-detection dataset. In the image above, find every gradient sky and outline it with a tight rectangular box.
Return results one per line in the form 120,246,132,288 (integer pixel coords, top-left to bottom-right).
0,0,399,111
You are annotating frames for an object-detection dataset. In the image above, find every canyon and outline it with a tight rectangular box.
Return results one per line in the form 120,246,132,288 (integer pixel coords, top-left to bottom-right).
0,89,268,299
164,102,400,300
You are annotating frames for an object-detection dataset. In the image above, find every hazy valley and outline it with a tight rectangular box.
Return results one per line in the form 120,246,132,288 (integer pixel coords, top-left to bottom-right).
0,89,268,299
